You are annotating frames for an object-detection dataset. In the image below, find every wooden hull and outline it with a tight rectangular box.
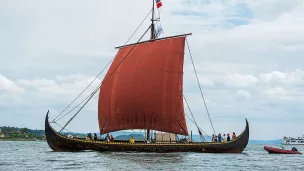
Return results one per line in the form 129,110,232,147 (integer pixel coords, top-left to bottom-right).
45,111,249,153
264,146,302,154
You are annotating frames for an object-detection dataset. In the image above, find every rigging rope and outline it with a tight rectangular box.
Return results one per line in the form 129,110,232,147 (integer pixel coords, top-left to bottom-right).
52,9,153,123
124,9,152,45
53,122,71,133
184,113,212,141
52,59,113,122
59,25,153,132
185,38,216,136
54,83,99,123
183,95,206,142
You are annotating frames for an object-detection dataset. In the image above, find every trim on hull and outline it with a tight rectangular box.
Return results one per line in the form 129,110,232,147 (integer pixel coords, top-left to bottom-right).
45,111,249,153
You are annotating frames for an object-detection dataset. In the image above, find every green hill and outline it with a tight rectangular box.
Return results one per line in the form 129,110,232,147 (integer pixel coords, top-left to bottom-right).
0,126,45,141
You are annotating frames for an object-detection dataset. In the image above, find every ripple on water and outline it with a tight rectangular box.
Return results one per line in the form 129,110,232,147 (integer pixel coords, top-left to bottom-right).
1,141,304,171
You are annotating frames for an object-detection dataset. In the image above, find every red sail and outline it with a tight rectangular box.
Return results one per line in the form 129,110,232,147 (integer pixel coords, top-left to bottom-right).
98,36,188,135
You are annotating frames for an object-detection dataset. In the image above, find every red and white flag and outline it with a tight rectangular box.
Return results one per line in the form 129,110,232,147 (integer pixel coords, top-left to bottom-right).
156,0,162,8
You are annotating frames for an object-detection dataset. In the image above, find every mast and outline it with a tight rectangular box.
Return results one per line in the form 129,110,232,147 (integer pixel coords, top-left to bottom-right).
147,0,155,140
150,0,155,40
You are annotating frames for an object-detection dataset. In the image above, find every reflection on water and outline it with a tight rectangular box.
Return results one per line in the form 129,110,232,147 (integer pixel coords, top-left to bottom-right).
0,141,304,171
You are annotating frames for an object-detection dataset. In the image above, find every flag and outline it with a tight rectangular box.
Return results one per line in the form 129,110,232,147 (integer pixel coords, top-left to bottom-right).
154,25,164,38
156,0,162,8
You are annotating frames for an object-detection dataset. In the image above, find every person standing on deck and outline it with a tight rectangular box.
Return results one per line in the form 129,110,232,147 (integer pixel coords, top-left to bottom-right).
218,133,222,142
227,134,231,141
105,134,110,142
232,132,237,140
88,133,92,140
110,134,114,142
129,136,135,144
222,134,227,142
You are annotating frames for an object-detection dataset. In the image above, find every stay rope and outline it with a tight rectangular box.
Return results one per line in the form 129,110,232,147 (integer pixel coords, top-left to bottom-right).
183,95,206,142
184,113,212,141
185,38,216,136
52,59,113,123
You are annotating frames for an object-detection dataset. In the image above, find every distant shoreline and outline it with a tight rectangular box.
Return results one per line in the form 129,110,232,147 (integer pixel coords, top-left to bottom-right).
0,138,45,142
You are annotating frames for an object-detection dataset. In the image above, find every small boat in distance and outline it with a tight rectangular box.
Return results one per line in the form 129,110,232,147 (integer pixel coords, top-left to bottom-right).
264,146,302,154
282,136,304,145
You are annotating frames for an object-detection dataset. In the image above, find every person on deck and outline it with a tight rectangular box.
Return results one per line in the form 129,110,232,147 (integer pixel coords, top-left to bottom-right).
214,135,218,142
227,134,231,141
105,134,110,142
129,136,135,144
88,133,92,140
110,134,114,142
222,134,227,142
232,132,237,140
212,134,215,142
218,133,222,142
93,133,97,141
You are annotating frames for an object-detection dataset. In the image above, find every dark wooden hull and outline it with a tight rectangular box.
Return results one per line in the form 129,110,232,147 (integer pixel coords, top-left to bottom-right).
45,111,249,153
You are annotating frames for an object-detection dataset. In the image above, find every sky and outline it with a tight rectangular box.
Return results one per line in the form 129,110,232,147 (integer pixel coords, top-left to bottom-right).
1,0,304,140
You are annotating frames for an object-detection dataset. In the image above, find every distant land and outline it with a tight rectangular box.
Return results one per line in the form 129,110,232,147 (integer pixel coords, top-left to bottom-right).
0,126,45,141
0,126,283,144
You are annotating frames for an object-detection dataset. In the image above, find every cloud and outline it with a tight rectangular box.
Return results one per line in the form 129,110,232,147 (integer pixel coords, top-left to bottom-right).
236,90,252,101
1,0,304,140
17,73,101,95
0,74,24,93
259,69,304,86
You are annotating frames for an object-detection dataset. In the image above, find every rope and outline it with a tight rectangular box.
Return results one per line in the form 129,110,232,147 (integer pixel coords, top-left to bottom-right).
52,59,113,122
184,113,212,141
185,38,216,136
52,9,153,123
54,94,91,122
59,25,152,132
53,122,71,133
124,9,152,45
183,95,206,142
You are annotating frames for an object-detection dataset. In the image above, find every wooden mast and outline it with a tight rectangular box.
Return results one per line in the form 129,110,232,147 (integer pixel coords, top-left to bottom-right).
146,0,155,141
150,0,155,40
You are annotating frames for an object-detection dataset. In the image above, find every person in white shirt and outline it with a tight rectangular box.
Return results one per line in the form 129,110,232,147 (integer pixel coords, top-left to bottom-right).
222,134,227,142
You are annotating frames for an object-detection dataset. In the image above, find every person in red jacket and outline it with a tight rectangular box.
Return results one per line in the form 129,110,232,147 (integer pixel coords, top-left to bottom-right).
110,134,115,142
232,132,237,140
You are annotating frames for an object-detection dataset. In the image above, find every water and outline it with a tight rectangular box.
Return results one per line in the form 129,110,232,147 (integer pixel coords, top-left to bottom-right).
1,141,303,171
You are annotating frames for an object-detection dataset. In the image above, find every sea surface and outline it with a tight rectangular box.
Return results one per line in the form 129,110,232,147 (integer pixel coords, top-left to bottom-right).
0,141,303,171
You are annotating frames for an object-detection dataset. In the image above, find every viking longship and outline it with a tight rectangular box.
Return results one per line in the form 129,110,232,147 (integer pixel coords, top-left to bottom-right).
45,0,249,153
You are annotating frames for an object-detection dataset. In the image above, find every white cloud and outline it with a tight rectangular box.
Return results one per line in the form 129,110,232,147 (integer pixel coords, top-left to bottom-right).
259,69,304,86
0,74,24,106
226,73,259,87
17,74,101,95
0,73,24,93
